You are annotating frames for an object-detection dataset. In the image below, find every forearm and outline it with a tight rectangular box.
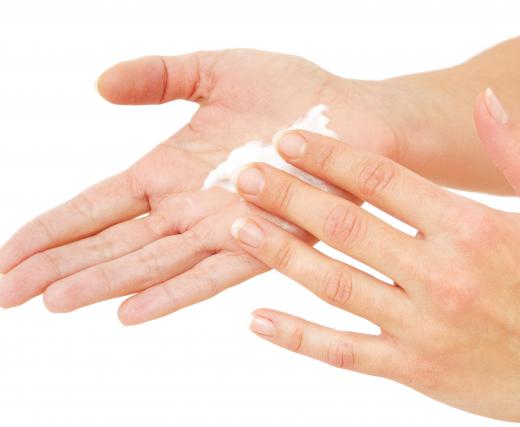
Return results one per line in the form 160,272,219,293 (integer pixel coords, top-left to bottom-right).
381,37,520,194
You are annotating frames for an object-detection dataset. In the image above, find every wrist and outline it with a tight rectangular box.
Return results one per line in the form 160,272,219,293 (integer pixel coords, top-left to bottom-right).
364,66,513,193
378,69,460,169
331,72,455,167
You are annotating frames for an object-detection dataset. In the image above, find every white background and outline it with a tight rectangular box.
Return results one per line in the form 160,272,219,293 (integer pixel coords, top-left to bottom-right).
0,1,519,426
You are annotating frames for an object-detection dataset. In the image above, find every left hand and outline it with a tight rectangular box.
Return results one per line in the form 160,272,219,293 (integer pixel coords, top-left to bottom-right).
230,89,520,421
0,49,397,324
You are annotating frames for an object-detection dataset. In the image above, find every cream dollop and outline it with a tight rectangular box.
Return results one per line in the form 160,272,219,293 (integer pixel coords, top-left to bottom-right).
202,104,338,192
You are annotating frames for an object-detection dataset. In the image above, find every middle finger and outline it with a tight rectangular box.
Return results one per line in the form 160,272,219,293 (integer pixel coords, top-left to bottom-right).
235,164,420,285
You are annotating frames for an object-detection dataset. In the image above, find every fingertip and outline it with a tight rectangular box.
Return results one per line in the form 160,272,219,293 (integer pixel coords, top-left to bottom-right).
484,88,509,125
0,273,24,309
273,130,308,159
251,308,280,323
95,68,116,103
474,89,520,194
42,287,71,314
474,90,504,149
117,290,168,326
250,309,276,337
0,240,26,275
230,217,265,248
0,290,13,309
96,56,165,105
230,165,249,193
117,303,139,326
271,129,289,149
251,307,272,317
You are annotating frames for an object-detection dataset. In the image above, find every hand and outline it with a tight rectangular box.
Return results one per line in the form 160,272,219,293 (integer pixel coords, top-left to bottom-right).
0,49,398,324
230,89,520,421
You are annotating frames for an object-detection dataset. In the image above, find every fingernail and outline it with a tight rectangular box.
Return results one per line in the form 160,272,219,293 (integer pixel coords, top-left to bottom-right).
274,131,307,158
485,88,509,125
236,167,265,194
231,218,265,247
250,314,276,337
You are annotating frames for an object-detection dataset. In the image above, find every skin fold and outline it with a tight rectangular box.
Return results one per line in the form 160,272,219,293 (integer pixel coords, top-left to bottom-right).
231,91,520,421
0,40,519,418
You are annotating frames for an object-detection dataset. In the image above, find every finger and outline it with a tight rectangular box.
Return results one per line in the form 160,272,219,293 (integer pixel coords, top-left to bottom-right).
474,88,520,194
0,190,238,308
118,251,266,325
42,225,215,313
250,309,401,378
272,130,461,233
42,188,245,313
0,208,177,308
236,164,418,284
231,216,409,329
97,51,223,105
0,170,148,274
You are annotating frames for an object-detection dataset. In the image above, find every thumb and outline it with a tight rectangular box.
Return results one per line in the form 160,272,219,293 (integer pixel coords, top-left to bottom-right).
474,88,520,194
96,51,220,105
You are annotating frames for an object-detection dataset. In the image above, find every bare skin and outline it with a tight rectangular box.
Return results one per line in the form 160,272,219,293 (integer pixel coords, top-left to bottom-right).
231,91,520,421
0,39,519,326
0,50,391,324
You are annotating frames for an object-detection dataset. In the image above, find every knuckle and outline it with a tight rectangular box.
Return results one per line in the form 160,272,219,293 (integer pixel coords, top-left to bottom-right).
37,251,62,279
146,210,173,238
428,269,481,318
159,283,178,310
135,246,163,279
357,157,397,198
322,268,353,307
32,216,55,242
272,180,295,213
273,240,295,271
71,193,97,227
452,206,497,249
442,277,480,317
191,266,220,297
326,336,355,370
94,264,116,296
287,325,305,353
316,141,340,171
92,232,117,260
126,166,147,200
183,226,209,253
323,204,367,247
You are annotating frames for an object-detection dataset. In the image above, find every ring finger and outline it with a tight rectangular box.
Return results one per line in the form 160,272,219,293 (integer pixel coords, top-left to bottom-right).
235,164,420,286
231,215,410,329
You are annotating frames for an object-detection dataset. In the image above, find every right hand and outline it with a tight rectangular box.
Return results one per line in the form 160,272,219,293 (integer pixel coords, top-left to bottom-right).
230,90,520,421
0,49,400,324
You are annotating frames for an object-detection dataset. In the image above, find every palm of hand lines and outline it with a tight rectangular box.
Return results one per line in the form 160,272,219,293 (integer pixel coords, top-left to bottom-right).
0,49,397,324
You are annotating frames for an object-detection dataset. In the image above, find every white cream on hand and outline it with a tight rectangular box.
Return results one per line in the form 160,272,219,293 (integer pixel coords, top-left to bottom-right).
202,104,338,192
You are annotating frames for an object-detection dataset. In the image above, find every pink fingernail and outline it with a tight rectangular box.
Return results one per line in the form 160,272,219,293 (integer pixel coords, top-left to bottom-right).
231,218,265,248
274,132,307,158
236,167,265,194
485,88,509,125
250,315,276,336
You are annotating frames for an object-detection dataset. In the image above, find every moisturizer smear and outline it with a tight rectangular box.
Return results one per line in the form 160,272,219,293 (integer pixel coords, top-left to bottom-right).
202,104,338,192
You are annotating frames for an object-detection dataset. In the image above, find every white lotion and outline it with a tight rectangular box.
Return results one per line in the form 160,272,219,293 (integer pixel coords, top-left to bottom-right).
202,104,338,192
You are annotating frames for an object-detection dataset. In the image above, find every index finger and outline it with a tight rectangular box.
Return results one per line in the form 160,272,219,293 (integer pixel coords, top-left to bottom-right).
273,130,462,233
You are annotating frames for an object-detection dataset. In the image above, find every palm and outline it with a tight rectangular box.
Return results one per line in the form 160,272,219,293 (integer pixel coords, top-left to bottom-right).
0,49,396,324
